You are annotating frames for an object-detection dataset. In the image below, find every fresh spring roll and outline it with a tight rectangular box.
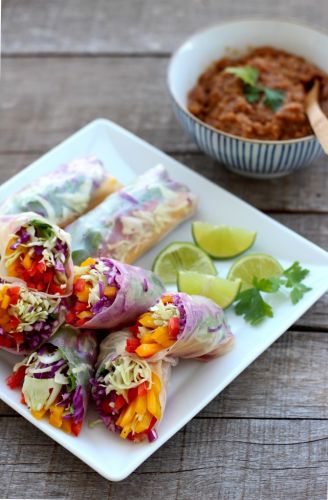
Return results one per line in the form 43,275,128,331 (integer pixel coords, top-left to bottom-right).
126,292,234,361
0,213,73,296
0,156,121,227
0,281,66,354
92,331,171,442
6,325,97,437
65,257,164,329
67,164,197,265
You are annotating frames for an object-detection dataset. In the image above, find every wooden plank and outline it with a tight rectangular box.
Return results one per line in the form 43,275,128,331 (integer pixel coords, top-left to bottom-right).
1,55,328,205
0,57,193,154
0,415,327,499
1,153,328,214
3,0,328,54
175,154,328,213
1,330,328,419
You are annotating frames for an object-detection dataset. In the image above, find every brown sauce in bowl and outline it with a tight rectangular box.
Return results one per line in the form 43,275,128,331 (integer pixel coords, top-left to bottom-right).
187,46,328,140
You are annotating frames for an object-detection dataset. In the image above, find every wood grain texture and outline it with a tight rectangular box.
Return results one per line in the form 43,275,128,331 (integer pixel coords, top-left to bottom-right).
0,415,327,499
1,330,328,420
3,0,328,54
1,0,328,496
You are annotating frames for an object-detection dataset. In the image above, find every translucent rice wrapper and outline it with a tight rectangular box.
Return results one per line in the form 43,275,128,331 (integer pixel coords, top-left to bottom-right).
93,331,172,442
50,325,98,421
67,164,197,264
148,293,234,362
0,212,74,297
13,325,98,430
72,258,165,330
0,156,121,227
0,281,66,355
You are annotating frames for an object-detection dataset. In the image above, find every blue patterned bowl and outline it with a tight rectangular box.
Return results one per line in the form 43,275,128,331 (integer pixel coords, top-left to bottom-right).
167,19,326,178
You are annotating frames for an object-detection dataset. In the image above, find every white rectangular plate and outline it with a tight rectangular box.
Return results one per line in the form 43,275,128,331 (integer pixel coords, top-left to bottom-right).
0,119,327,481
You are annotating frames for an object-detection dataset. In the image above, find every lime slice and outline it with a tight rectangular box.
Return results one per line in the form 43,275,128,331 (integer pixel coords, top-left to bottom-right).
227,253,283,290
152,242,217,284
177,271,241,309
192,221,256,258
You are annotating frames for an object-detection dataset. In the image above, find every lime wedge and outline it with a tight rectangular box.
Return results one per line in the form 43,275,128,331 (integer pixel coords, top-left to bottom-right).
192,221,256,258
177,271,241,309
152,242,217,284
227,253,284,290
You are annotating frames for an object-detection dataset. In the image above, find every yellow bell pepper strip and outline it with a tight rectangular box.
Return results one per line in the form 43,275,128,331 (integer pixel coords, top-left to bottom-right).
66,258,118,327
94,354,163,442
127,294,180,358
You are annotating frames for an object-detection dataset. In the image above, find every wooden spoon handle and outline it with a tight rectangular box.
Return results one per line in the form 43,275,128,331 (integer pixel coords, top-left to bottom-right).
306,81,328,154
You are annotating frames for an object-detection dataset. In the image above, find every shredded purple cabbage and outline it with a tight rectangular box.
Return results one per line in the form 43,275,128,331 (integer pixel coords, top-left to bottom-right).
10,226,30,250
55,261,65,272
119,191,138,204
172,293,186,333
208,325,222,333
143,278,149,292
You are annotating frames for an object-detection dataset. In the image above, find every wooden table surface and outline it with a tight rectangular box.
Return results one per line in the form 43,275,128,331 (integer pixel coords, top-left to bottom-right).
1,1,328,499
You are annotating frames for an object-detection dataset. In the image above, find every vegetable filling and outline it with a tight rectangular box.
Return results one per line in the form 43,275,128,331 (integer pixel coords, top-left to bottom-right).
66,258,119,327
127,294,184,358
7,344,84,436
5,220,70,295
0,284,63,352
92,355,162,442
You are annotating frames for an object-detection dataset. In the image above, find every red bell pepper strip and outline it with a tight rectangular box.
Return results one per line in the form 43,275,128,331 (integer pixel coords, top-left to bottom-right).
168,317,180,338
128,387,138,402
6,365,26,389
125,338,140,353
137,382,148,397
74,279,86,292
12,331,24,347
71,421,83,437
115,395,126,410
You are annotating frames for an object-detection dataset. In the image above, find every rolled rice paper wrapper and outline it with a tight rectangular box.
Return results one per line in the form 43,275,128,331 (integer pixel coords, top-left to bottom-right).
8,326,98,435
67,164,197,264
0,280,66,355
0,212,74,297
68,258,164,330
93,331,172,442
0,156,121,227
135,292,234,362
50,325,98,417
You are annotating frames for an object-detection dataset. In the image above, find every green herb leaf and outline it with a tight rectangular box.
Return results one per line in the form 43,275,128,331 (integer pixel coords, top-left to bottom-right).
72,249,89,265
225,65,259,87
280,261,311,304
30,219,54,240
263,87,285,112
85,230,102,250
244,84,261,103
234,287,273,326
253,276,281,293
67,373,77,391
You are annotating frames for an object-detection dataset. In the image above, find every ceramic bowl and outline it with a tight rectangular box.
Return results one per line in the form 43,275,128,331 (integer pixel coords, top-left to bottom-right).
167,19,327,178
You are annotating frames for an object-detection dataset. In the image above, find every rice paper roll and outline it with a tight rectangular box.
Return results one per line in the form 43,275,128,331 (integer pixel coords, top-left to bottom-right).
67,164,197,264
65,257,164,329
6,325,97,437
0,281,66,354
92,331,171,442
0,156,121,227
126,292,234,361
0,213,74,296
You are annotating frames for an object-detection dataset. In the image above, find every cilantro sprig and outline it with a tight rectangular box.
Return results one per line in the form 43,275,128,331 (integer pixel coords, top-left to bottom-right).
225,65,285,112
234,262,311,325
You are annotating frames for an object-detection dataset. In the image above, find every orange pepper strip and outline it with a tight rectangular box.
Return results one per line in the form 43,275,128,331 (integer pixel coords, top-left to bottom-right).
80,258,96,267
135,343,163,358
31,408,47,420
